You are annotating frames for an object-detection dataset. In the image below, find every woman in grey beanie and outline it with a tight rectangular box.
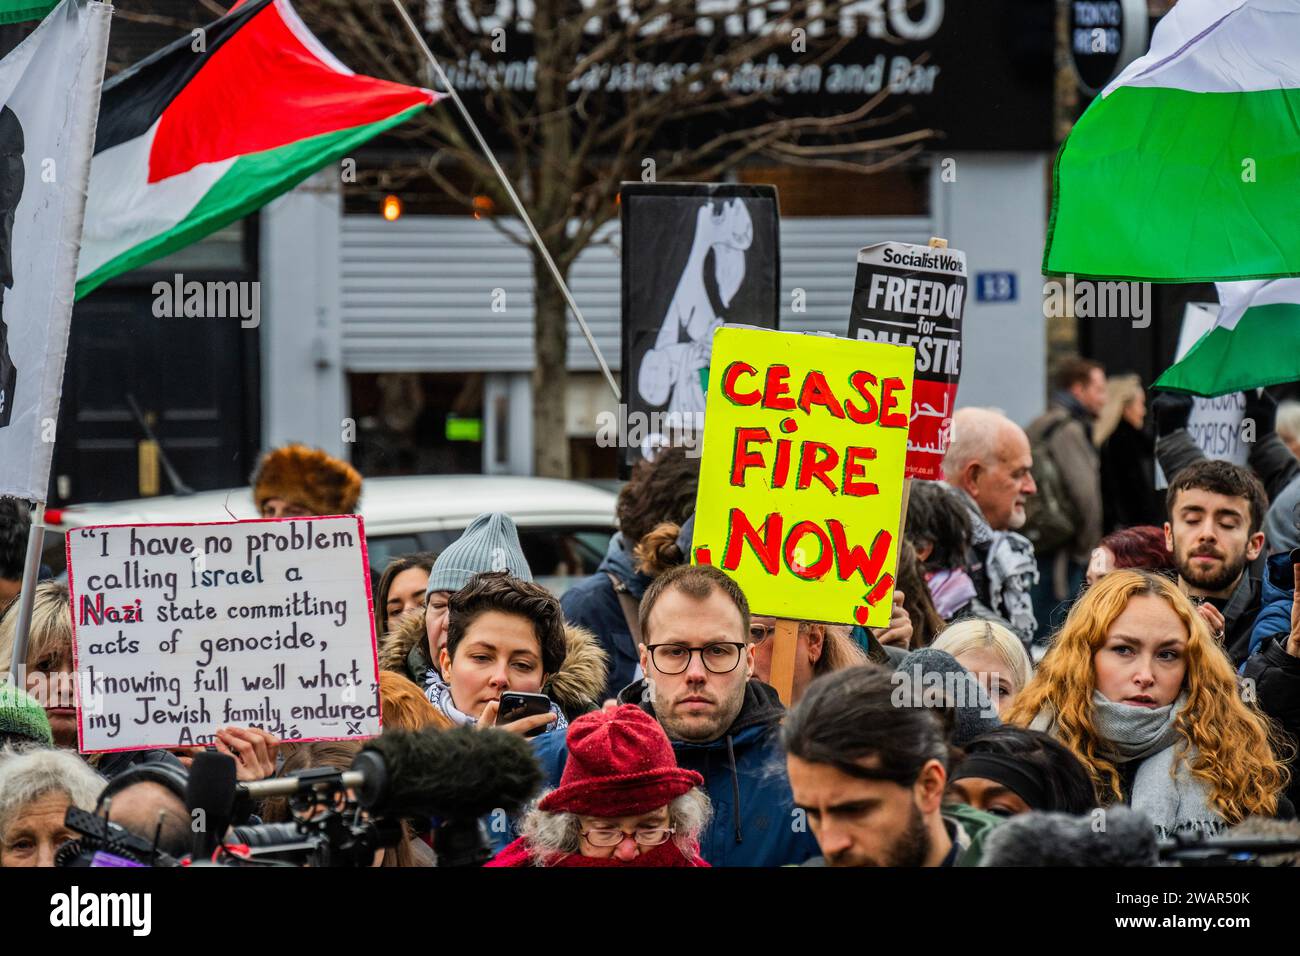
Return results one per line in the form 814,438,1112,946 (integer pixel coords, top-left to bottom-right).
378,513,609,725
416,513,533,677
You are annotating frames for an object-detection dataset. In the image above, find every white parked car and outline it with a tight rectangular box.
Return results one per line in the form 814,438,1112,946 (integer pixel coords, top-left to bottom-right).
43,475,619,595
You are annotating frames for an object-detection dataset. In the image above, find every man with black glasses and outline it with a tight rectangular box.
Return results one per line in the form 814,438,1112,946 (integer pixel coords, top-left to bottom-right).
535,563,820,866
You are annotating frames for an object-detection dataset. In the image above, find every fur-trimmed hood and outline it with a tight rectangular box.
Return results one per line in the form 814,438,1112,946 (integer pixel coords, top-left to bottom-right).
378,609,427,675
378,609,609,720
545,621,610,719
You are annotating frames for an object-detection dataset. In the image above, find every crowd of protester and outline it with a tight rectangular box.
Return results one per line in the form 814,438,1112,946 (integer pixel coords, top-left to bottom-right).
3,363,1300,868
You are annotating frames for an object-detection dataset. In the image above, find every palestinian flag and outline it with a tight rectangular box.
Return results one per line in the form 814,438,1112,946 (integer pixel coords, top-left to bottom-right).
1154,279,1300,396
1044,0,1300,282
76,0,437,298
0,0,58,24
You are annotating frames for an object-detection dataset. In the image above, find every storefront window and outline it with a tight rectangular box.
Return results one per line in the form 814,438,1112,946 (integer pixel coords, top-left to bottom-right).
347,372,484,476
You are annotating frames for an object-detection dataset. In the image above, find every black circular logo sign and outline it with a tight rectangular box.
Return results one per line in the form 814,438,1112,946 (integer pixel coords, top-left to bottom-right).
1069,0,1146,95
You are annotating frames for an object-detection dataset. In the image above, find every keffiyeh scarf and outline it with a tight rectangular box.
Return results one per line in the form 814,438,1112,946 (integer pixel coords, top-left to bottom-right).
947,486,1039,644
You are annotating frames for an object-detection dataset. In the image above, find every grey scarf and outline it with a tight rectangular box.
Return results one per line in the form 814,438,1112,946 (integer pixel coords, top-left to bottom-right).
1032,692,1222,838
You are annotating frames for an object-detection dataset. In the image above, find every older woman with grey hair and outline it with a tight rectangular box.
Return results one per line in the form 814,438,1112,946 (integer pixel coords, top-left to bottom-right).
0,748,105,867
488,705,712,867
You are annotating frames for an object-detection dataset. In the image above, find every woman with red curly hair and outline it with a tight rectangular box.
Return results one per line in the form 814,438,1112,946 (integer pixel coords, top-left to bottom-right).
1005,570,1290,837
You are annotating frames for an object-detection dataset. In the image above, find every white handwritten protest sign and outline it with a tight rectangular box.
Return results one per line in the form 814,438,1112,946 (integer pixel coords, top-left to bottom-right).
66,516,381,753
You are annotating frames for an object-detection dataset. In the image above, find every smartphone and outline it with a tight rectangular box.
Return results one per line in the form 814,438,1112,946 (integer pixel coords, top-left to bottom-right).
496,691,553,737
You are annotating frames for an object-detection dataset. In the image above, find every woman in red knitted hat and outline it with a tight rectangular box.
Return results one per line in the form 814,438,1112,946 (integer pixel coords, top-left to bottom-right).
487,704,712,867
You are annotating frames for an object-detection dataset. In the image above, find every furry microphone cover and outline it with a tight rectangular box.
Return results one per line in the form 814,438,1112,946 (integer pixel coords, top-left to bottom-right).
359,726,544,820
981,806,1158,867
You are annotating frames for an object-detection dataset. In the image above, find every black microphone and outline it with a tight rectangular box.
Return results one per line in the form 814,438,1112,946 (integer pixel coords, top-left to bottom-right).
981,806,1158,866
352,725,543,820
240,766,370,801
186,751,237,863
238,725,544,821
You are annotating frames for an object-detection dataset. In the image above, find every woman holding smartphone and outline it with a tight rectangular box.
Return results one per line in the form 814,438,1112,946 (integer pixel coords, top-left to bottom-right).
379,514,607,728
1004,569,1290,837
431,571,606,735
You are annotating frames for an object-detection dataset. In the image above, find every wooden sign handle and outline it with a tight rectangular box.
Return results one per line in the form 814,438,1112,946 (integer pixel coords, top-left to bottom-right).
770,618,800,707
897,476,913,551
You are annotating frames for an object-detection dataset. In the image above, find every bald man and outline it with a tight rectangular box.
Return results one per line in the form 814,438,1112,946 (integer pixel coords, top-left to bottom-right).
940,407,1039,646
944,408,1037,532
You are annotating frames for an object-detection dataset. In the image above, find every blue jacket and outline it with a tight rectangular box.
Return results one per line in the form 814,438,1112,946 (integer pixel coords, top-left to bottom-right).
1249,553,1294,659
531,678,820,867
560,534,654,700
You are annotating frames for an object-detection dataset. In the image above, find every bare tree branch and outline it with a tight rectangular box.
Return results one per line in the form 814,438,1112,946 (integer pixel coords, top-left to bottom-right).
759,142,928,175
765,128,935,156
122,0,942,477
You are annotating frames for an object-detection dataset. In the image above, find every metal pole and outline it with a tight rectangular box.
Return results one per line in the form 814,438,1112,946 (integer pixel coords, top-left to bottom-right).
7,500,46,683
387,0,622,402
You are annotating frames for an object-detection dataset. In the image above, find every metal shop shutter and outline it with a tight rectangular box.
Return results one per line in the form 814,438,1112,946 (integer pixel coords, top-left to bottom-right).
339,214,935,373
779,217,936,336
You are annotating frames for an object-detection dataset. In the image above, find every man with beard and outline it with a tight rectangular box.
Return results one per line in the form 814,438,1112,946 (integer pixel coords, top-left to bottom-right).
782,666,1002,867
1164,460,1268,666
535,563,819,866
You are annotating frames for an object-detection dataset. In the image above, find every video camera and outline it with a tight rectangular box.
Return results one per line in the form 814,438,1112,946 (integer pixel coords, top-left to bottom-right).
194,726,541,868
217,765,403,868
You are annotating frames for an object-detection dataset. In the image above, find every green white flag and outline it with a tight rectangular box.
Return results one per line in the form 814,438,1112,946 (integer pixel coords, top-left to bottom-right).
1154,280,1300,396
1044,0,1300,282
